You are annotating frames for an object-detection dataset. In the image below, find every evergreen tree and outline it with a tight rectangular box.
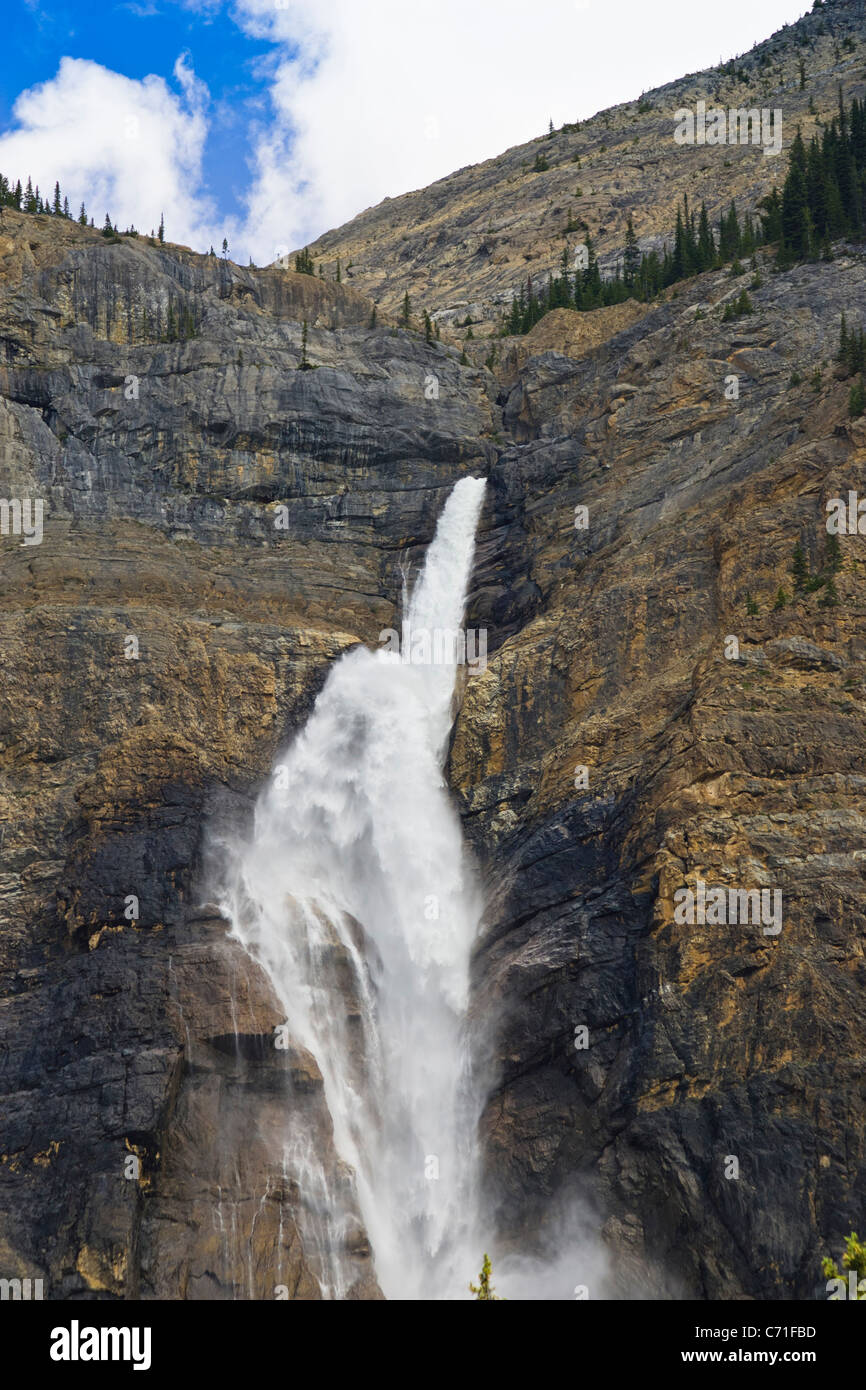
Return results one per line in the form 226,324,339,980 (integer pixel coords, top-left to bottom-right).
158,213,165,244
838,316,859,374
838,312,849,363
822,1233,866,1298
770,91,866,266
722,289,754,322
718,201,743,263
845,328,866,376
819,577,839,607
825,533,842,575
469,1254,501,1301
671,205,686,280
697,203,714,269
623,215,640,287
780,131,813,263
758,187,783,243
498,189,765,338
791,541,810,593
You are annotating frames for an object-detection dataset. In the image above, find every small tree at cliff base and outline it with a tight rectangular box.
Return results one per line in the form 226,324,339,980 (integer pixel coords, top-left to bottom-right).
822,1232,866,1298
469,1254,502,1300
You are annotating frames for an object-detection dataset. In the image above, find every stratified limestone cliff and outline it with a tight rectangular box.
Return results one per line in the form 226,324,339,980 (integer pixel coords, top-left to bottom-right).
455,248,866,1299
0,209,495,1298
1,23,865,1297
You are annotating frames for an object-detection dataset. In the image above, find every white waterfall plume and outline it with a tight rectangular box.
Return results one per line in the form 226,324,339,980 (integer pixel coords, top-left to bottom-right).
219,476,488,1299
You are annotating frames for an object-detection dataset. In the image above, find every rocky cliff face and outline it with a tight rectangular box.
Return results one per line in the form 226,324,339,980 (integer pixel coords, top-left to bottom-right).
0,210,494,1298
1,0,865,1302
456,246,866,1299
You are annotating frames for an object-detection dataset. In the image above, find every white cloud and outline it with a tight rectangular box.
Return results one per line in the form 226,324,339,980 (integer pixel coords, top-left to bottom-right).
0,0,808,264
0,54,217,244
232,0,808,264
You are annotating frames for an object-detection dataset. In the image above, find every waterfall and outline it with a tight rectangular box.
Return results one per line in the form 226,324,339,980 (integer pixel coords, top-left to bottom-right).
219,476,488,1299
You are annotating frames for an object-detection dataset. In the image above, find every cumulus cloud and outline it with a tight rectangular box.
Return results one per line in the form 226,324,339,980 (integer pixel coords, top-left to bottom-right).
0,53,217,245
232,0,807,264
0,0,808,264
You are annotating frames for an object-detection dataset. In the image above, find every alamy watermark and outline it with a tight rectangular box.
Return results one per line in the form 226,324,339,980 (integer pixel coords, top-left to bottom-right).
673,879,782,935
827,492,866,534
673,103,782,158
826,1270,866,1300
378,622,487,674
0,497,44,546
49,1321,151,1371
0,1276,44,1300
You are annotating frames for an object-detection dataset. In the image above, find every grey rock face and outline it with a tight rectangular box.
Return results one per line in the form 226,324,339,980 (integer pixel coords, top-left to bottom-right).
1,189,865,1302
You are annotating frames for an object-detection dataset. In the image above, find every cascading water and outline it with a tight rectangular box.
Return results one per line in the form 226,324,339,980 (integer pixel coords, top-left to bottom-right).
219,477,488,1299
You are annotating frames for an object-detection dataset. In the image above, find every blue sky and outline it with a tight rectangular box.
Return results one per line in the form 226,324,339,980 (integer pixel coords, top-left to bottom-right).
3,1,283,227
1,0,810,264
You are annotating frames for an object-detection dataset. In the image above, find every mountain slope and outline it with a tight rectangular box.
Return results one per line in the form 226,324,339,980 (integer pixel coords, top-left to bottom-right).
280,0,866,334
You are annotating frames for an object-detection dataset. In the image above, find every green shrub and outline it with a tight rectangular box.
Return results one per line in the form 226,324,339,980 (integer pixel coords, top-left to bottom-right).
822,1233,866,1298
469,1254,502,1301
